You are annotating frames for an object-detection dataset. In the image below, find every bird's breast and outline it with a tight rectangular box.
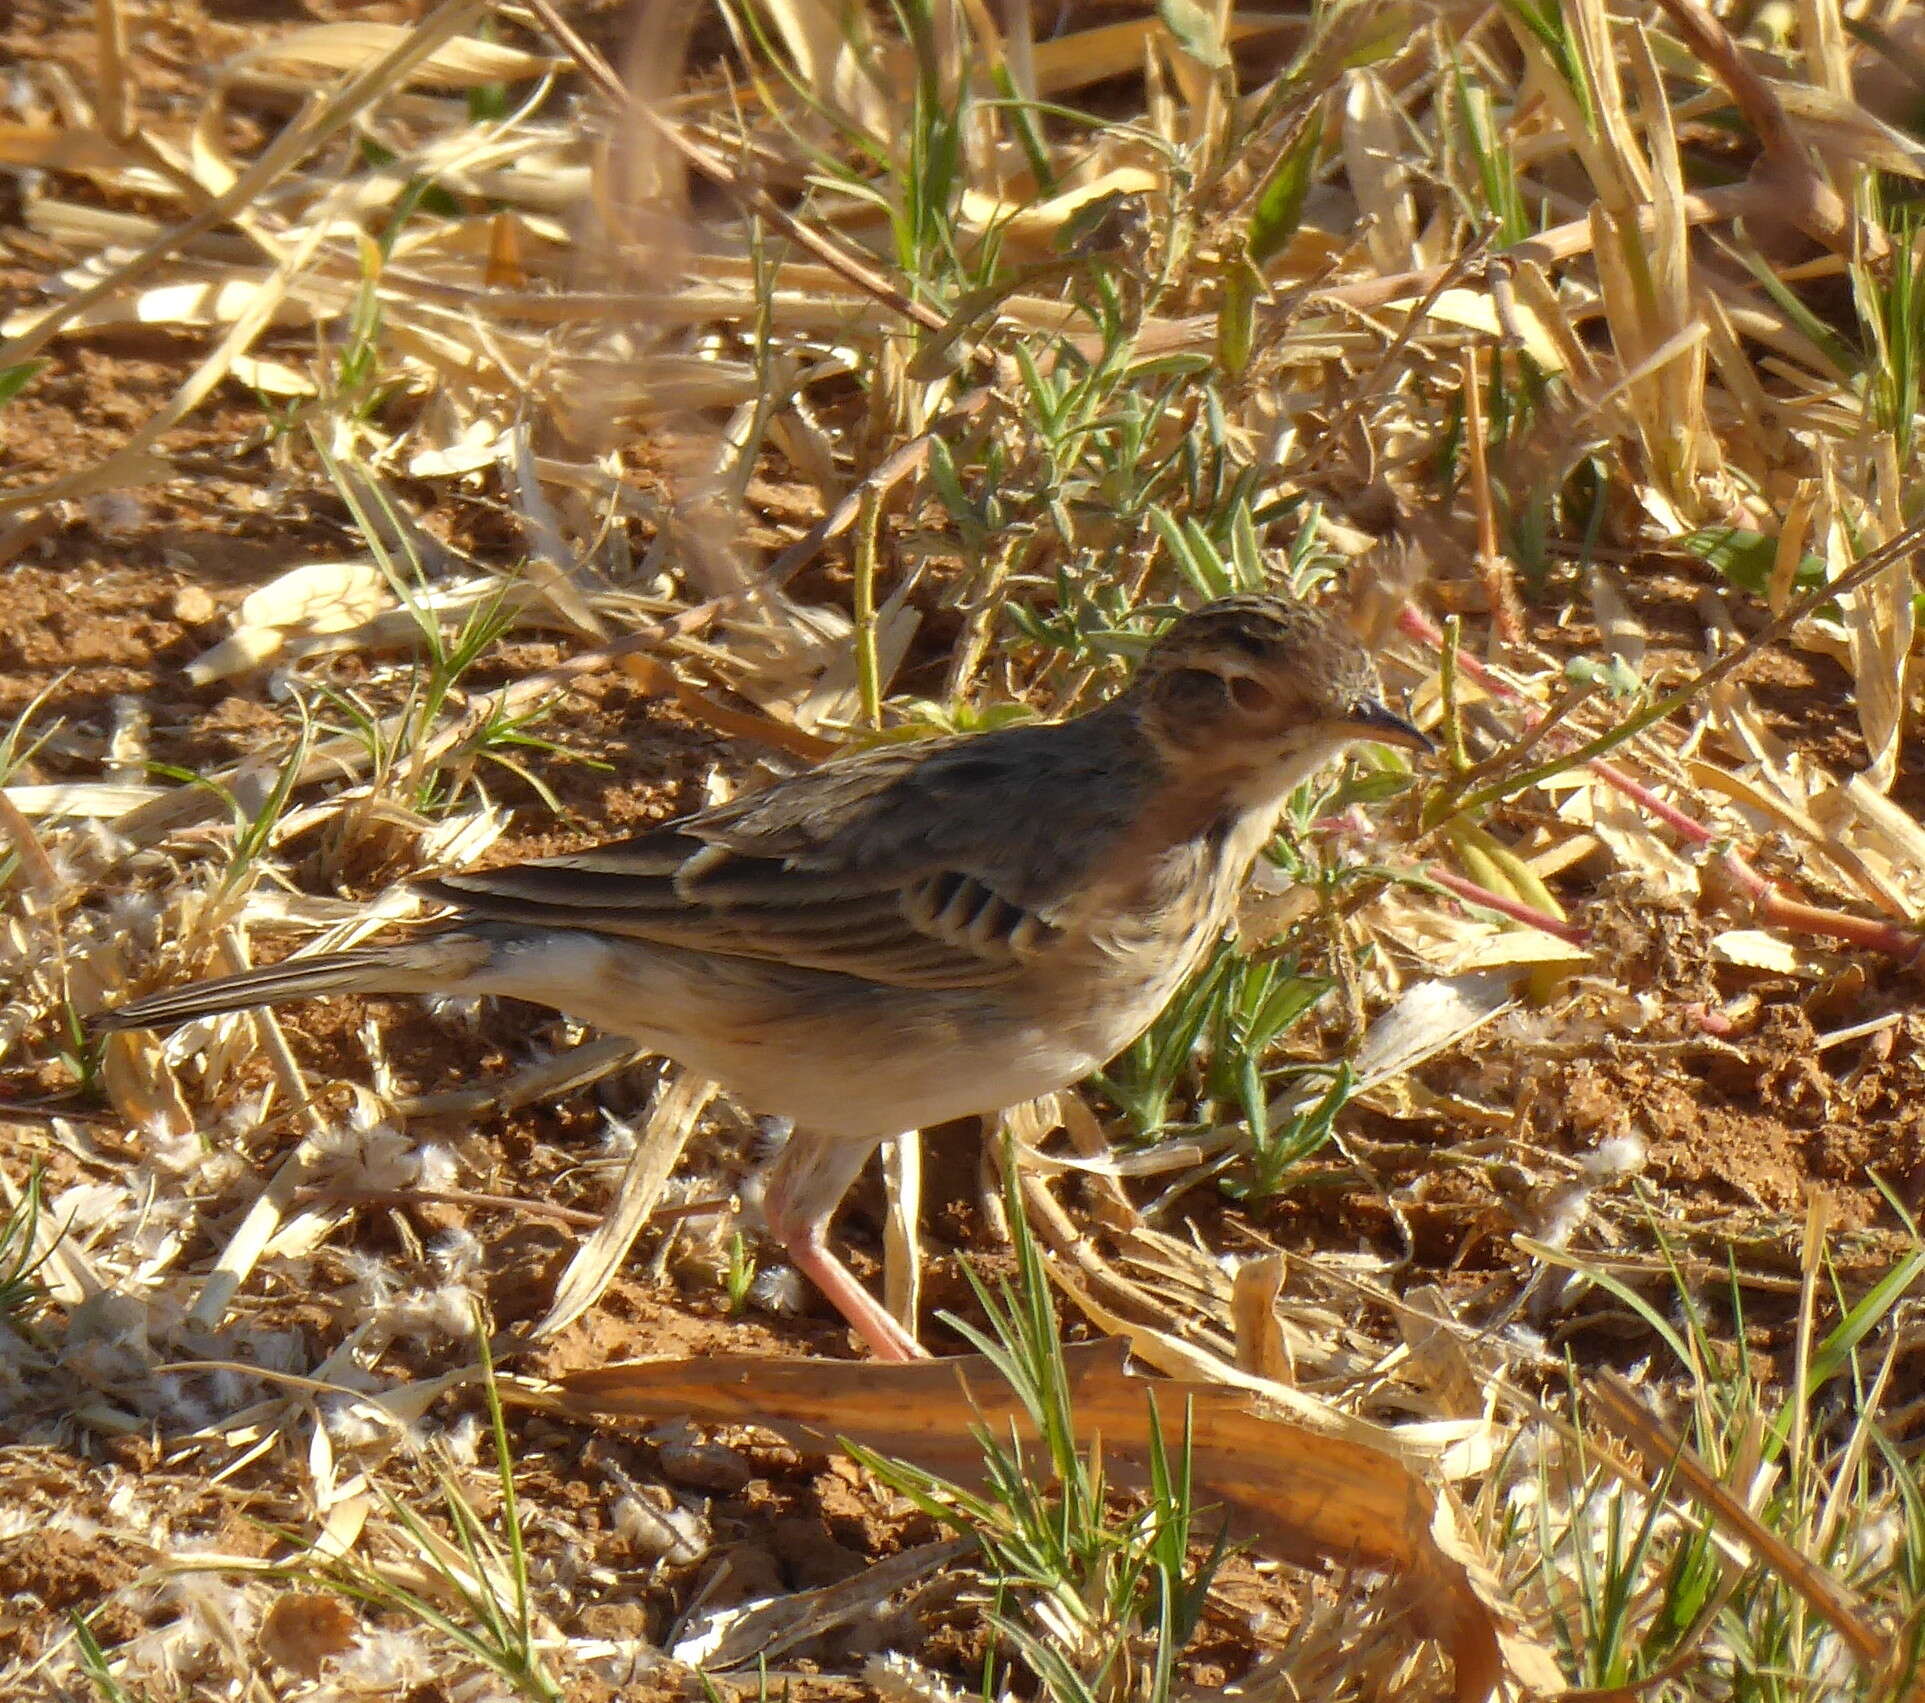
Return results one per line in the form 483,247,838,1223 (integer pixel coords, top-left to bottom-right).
1028,812,1258,1066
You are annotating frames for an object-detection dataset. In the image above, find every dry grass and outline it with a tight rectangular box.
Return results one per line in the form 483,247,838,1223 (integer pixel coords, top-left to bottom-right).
5,0,1925,1696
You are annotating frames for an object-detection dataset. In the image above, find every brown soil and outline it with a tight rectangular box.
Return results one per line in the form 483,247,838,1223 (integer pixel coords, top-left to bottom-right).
4,3,1922,1698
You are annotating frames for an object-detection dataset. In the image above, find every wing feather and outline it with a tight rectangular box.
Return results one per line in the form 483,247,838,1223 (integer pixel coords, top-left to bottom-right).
419,717,1153,991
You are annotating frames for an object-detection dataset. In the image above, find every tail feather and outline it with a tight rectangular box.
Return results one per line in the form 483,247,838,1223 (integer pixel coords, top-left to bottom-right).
97,937,479,1033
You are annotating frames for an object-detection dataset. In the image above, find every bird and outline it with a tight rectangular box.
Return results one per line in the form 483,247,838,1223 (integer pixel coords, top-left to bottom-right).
100,593,1429,1361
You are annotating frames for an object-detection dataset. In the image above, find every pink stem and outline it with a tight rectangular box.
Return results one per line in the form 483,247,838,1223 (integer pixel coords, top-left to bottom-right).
1400,606,1924,960
1589,758,1716,849
1426,866,1592,944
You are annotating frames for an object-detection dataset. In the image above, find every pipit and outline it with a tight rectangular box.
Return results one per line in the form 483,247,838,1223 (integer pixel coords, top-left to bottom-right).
102,594,1428,1359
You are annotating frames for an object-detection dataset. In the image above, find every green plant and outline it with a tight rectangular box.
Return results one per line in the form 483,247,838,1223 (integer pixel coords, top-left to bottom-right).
1857,207,1925,464
0,358,46,407
723,1230,758,1315
144,704,316,908
67,1611,150,1703
308,447,591,817
849,1157,1230,1701
1514,1196,1925,1698
290,1326,561,1701
1089,938,1331,1143
0,1165,56,1329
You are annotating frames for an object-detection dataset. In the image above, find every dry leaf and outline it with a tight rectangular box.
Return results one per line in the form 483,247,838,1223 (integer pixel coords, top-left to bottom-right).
1709,929,1839,976
238,560,389,633
185,561,393,683
99,1032,196,1140
1841,553,1912,793
1343,70,1418,272
3,782,168,818
1443,930,1590,975
181,626,290,686
956,166,1160,243
1346,972,1518,1090
224,23,554,87
408,422,507,478
551,1343,1562,1703
0,278,318,340
0,121,132,171
530,1072,711,1341
229,354,317,396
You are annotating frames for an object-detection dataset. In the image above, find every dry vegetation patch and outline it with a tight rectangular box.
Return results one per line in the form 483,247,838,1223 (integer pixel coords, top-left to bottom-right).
5,0,1925,1696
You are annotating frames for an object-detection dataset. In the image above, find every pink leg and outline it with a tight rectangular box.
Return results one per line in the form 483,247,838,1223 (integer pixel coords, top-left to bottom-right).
761,1127,929,1362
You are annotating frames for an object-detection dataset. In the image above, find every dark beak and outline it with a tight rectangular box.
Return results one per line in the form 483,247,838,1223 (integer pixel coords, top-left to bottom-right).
1347,698,1433,753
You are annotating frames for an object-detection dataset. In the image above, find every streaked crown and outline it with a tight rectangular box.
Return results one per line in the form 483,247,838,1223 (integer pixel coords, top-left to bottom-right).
1128,592,1428,761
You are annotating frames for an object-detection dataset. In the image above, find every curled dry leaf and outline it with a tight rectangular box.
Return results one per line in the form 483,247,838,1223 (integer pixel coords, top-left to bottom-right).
98,1031,196,1141
549,1342,1562,1703
221,23,556,88
185,560,392,684
237,560,390,634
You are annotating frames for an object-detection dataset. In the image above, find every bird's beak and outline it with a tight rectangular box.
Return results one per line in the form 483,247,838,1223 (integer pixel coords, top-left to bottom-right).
1345,698,1433,753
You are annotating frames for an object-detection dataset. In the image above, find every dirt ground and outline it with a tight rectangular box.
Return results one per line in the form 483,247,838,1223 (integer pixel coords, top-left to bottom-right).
9,380,1923,1694
6,2,1925,1699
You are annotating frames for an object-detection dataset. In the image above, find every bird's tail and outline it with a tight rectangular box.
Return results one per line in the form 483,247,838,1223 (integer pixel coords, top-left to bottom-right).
97,933,494,1033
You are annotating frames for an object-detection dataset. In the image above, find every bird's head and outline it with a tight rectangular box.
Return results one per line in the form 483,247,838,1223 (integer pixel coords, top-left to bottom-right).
1127,593,1430,792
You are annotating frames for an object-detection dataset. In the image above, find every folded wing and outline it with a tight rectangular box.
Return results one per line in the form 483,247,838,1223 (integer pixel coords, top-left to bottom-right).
420,721,1150,991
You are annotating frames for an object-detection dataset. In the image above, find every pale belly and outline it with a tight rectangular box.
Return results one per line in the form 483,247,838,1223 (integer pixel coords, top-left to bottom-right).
470,925,1197,1138
666,1004,1105,1134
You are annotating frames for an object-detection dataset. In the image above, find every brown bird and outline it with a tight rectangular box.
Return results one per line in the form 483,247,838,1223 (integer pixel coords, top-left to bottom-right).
101,594,1428,1360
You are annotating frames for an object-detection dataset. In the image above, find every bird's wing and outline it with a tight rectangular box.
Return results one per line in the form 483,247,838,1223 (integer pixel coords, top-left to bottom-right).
420,722,1150,991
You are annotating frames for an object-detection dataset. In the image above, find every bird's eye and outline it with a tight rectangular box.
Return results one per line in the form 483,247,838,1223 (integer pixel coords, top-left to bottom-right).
1227,675,1277,715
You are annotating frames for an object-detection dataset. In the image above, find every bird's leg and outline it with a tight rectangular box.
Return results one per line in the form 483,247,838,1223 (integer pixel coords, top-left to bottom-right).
760,1126,928,1362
